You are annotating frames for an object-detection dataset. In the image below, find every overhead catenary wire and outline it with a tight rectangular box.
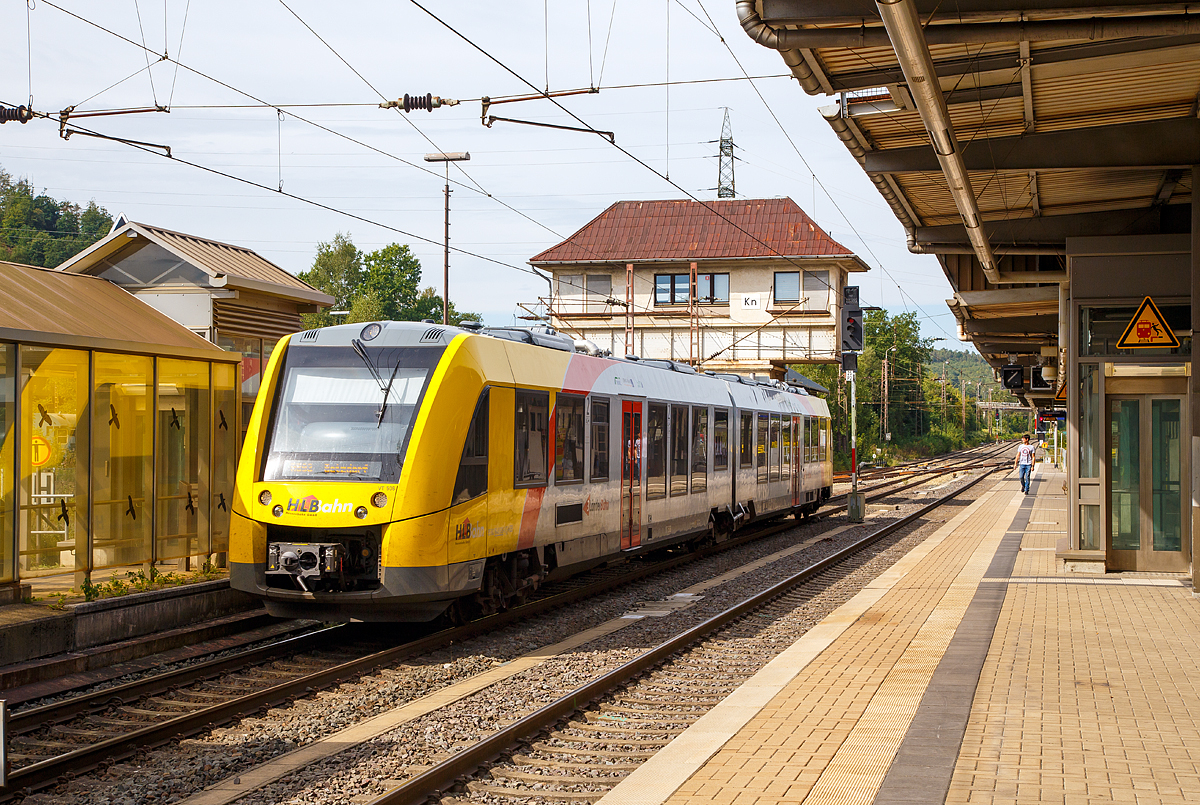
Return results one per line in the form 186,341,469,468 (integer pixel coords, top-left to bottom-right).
690,0,958,338
402,0,903,361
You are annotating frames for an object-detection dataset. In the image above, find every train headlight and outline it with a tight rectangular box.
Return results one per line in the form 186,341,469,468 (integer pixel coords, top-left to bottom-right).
259,490,272,506
272,504,284,518
371,492,388,508
354,506,369,519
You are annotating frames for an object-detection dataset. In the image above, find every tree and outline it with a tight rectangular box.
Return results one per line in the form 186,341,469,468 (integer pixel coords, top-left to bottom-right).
0,166,113,268
298,233,481,329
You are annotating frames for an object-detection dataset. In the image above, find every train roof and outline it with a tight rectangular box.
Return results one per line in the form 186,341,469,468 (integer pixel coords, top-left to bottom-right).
289,320,831,415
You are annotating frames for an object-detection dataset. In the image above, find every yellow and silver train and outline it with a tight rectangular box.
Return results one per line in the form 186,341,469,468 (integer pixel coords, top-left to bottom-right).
230,321,833,622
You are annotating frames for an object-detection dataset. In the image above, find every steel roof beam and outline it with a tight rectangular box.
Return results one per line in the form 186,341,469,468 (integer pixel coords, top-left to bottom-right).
914,204,1189,245
762,0,1191,25
761,15,1200,48
867,118,1200,172
875,0,1001,281
823,34,1200,92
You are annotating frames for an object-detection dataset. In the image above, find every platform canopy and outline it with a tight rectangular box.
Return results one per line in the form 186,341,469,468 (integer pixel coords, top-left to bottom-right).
738,0,1199,387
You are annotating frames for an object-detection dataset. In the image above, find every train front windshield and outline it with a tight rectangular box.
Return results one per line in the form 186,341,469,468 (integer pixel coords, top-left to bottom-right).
262,344,445,483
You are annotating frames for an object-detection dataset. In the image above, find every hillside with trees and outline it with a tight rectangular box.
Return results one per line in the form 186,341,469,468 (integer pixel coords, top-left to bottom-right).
0,167,113,268
798,311,1028,469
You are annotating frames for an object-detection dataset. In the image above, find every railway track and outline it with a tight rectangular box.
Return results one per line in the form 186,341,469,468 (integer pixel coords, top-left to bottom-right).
365,463,1005,805
0,446,1012,800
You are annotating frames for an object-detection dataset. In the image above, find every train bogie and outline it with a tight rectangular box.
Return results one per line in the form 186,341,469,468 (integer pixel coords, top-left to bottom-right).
229,321,833,622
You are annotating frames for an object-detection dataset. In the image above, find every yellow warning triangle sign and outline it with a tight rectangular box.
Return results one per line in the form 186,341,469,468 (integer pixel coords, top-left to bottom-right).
1116,296,1180,349
1054,383,1066,402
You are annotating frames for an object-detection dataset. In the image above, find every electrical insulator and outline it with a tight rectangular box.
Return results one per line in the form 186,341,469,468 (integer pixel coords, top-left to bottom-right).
379,95,460,113
0,105,33,124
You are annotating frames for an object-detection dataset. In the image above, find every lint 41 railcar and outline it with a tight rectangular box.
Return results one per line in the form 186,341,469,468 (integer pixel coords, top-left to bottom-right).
228,321,833,622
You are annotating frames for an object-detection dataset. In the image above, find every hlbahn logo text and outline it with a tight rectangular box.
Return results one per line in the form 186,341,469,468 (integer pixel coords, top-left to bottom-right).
455,519,472,541
287,495,352,514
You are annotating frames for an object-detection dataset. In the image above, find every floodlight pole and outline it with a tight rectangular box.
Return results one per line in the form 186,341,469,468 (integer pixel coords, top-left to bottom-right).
423,152,471,325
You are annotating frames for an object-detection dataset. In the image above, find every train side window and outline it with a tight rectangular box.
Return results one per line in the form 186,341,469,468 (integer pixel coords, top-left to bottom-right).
824,417,831,461
453,388,489,505
555,393,585,484
809,416,817,462
646,403,667,500
782,417,791,482
590,397,610,481
757,412,769,483
769,414,781,482
670,404,689,496
739,411,754,468
713,408,729,471
691,405,708,493
514,390,550,487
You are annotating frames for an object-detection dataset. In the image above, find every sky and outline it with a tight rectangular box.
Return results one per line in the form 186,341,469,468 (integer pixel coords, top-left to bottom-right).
0,0,969,346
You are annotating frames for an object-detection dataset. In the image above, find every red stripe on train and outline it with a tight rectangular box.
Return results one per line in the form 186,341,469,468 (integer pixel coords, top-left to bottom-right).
517,487,545,549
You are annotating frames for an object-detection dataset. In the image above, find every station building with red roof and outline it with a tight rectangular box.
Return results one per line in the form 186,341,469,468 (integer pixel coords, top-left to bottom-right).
529,197,869,377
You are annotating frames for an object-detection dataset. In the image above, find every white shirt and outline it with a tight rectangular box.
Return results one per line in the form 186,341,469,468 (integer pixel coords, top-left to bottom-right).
1016,443,1036,466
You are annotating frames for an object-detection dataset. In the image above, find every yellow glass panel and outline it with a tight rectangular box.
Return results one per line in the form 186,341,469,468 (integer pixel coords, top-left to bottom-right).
92,353,153,570
0,343,14,583
157,359,210,561
211,362,238,555
19,346,89,577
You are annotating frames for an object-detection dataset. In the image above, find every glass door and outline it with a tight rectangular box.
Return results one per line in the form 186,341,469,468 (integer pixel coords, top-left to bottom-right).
621,400,642,550
1107,395,1188,572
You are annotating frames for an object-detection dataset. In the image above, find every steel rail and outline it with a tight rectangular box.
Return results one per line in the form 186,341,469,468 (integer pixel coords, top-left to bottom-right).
1,448,1009,796
366,464,1003,805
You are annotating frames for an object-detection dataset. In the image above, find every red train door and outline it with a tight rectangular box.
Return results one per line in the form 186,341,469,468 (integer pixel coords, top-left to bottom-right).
621,400,643,549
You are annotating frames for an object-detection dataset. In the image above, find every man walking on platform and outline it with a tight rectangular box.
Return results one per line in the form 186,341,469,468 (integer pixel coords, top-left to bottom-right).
1014,434,1036,495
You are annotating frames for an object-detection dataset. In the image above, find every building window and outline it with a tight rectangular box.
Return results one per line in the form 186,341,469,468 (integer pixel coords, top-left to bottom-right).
773,271,832,309
555,393,585,484
515,390,549,487
454,389,489,505
774,272,800,303
670,404,689,496
697,273,729,305
646,403,667,500
805,270,830,311
713,408,729,471
655,274,691,306
590,397,610,481
585,275,612,312
739,411,754,469
691,406,708,493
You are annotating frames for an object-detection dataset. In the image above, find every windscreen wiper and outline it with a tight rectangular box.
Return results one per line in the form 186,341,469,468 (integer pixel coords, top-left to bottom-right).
352,339,403,428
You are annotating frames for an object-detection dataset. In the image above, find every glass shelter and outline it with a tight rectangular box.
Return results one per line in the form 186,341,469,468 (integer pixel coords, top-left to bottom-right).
0,262,240,598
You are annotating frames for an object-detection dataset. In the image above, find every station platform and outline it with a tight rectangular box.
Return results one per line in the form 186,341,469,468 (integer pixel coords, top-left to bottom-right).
600,465,1200,805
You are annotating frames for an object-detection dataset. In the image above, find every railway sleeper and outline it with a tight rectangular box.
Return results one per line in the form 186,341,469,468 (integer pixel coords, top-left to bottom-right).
563,721,684,736
512,754,642,772
465,782,604,802
611,694,724,706
599,702,710,715
549,731,672,748
490,768,629,785
147,696,211,710
585,711,696,727
530,743,659,759
50,726,115,739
